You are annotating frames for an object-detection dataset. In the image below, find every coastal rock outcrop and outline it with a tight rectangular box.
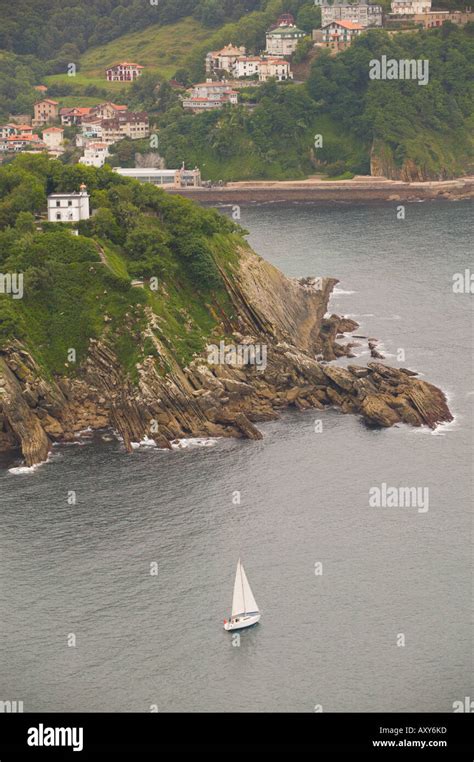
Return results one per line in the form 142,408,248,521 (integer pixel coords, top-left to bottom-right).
0,246,453,466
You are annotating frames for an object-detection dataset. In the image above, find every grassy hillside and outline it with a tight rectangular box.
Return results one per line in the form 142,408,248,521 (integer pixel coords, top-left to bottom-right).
43,1,296,94
45,17,212,93
0,155,242,379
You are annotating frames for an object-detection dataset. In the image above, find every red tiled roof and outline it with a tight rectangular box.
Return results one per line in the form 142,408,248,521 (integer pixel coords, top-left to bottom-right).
60,107,93,115
324,20,364,29
5,135,40,142
107,62,144,69
194,81,236,88
43,127,64,133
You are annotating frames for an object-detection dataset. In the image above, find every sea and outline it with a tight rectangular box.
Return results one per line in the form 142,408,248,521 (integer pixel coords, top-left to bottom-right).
0,200,472,712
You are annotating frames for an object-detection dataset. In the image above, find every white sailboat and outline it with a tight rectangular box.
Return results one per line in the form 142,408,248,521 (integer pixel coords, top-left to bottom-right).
224,558,261,631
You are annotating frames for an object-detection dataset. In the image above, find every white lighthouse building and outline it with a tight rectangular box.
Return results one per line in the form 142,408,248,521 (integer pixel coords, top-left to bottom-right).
47,183,90,222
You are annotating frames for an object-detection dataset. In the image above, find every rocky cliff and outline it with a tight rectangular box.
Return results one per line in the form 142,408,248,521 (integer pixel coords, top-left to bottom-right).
370,138,473,182
0,244,453,468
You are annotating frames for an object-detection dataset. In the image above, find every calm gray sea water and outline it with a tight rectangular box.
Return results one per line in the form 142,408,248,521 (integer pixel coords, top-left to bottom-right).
0,201,472,712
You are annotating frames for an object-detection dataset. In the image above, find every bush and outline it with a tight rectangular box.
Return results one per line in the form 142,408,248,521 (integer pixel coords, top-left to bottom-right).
174,236,221,289
325,160,348,177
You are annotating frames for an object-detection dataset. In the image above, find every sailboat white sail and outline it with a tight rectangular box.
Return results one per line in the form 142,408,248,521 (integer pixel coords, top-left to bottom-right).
224,558,261,631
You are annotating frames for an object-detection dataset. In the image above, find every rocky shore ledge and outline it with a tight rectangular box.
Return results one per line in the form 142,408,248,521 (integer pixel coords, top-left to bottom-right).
0,246,452,467
167,176,474,204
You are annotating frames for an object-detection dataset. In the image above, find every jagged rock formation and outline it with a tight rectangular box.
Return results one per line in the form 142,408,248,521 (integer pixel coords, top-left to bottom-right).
0,246,453,466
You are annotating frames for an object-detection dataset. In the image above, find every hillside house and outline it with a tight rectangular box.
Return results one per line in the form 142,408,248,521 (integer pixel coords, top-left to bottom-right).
233,57,261,78
258,58,293,81
390,0,431,13
101,112,149,143
321,3,383,28
106,62,144,81
91,102,129,120
76,119,104,146
0,124,33,139
182,82,238,112
206,44,247,75
33,99,59,126
233,56,293,81
59,107,93,126
42,126,64,151
321,20,364,50
12,124,34,136
265,23,306,56
47,185,90,222
412,9,474,26
0,125,17,140
79,142,110,168
0,135,45,153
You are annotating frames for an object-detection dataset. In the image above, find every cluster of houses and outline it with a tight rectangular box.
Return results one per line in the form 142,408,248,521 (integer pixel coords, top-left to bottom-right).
186,3,473,107
0,95,150,166
0,123,47,154
312,0,473,53
205,43,295,82
2,6,473,167
183,16,305,112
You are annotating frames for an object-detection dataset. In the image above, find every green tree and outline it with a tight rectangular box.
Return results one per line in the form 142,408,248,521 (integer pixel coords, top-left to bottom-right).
296,4,321,32
14,211,36,235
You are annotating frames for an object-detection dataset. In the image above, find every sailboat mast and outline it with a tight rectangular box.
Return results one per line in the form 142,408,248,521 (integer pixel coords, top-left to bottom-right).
239,560,246,615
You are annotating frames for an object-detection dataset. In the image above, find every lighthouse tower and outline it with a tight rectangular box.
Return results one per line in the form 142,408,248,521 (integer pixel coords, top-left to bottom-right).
78,183,90,220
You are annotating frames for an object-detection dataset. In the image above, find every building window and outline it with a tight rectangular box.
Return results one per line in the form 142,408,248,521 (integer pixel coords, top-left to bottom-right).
56,213,61,220
68,200,72,206
56,201,60,207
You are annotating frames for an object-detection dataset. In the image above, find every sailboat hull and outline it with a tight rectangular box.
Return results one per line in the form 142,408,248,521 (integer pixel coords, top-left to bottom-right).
224,613,261,631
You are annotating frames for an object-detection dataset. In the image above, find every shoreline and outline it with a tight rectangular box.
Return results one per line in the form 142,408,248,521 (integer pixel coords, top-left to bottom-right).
167,175,474,204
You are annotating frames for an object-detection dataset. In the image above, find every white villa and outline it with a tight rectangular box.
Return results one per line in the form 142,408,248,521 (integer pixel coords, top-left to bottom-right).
265,23,306,56
182,82,239,112
233,57,261,78
233,56,293,81
79,142,110,168
390,0,431,14
206,44,247,74
47,185,90,222
321,3,383,27
42,126,64,152
105,62,144,81
320,20,364,50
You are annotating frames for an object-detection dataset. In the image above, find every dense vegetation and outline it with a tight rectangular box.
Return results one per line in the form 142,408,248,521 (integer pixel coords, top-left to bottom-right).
154,80,366,180
149,24,474,180
0,4,472,180
0,155,242,377
0,1,265,58
308,23,474,179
